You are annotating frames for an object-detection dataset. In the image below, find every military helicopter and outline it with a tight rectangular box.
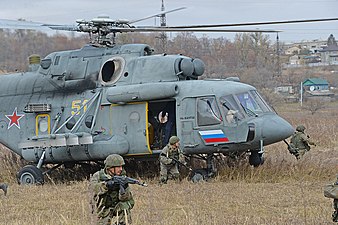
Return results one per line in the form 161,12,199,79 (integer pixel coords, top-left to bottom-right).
0,10,337,184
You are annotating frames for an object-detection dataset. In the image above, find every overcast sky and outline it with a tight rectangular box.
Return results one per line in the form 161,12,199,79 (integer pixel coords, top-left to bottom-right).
1,0,337,43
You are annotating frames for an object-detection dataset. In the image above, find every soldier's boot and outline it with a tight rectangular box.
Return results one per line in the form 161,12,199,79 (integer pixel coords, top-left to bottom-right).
0,183,8,196
159,176,167,185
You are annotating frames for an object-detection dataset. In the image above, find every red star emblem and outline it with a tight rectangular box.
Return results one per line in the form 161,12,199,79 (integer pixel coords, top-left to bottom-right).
5,108,24,129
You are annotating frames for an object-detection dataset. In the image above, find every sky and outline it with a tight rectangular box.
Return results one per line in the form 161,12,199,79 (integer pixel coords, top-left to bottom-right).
0,0,338,43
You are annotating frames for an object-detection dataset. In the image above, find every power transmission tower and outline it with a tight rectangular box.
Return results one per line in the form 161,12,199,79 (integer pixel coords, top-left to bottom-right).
158,0,168,53
276,33,281,76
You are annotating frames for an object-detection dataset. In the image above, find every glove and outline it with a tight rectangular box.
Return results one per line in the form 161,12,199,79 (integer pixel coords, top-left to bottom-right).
106,180,116,190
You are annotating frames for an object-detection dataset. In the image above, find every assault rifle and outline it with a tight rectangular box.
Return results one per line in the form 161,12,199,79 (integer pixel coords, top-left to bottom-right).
103,175,147,194
283,139,299,159
169,157,193,171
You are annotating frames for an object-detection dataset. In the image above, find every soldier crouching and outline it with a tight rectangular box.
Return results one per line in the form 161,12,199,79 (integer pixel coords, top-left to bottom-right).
90,154,134,225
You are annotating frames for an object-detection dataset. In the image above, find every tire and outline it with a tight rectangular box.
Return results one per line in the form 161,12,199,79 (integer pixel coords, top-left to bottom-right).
17,165,44,185
249,151,264,167
191,169,208,183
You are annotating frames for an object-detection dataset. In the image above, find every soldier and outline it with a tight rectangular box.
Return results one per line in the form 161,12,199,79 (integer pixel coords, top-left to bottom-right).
289,125,316,159
159,136,186,184
0,183,8,196
90,154,134,225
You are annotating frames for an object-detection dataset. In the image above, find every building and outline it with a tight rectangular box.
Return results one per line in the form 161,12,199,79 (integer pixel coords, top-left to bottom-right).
319,34,338,65
302,78,334,98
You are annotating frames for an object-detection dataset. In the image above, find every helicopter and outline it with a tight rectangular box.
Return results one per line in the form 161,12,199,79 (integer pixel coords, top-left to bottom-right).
0,9,337,184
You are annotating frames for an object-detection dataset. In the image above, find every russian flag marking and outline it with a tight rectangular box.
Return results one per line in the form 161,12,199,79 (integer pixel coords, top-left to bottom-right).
199,130,229,143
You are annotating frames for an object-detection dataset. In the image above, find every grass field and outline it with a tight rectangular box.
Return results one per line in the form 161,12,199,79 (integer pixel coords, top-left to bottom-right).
0,101,337,224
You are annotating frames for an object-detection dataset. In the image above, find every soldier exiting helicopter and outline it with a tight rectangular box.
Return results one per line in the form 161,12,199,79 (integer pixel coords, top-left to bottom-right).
288,125,316,159
90,154,135,225
159,136,186,184
159,101,176,146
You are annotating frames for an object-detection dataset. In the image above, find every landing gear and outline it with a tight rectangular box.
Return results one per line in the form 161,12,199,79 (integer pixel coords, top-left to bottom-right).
17,165,44,185
190,154,217,182
249,151,264,167
17,149,46,185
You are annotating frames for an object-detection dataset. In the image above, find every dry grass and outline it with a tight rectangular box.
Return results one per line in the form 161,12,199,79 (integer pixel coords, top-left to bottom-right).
0,101,338,224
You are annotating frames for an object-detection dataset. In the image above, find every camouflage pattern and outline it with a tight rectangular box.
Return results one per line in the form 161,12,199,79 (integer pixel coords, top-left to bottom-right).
104,154,125,169
296,125,305,132
169,136,179,145
290,126,315,159
159,143,185,184
90,169,134,225
0,183,8,196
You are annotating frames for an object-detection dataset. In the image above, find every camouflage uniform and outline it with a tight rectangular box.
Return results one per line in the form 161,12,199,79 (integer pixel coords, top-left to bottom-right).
159,136,185,184
289,125,315,159
90,154,134,225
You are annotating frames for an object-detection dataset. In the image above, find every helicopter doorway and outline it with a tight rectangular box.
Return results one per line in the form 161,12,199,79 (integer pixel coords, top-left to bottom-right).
148,99,177,150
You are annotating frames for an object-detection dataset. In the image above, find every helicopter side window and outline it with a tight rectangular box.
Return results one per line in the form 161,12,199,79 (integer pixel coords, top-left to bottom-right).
197,97,222,126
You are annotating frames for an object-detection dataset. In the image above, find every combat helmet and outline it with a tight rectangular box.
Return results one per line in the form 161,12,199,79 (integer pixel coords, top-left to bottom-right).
296,125,306,132
169,136,180,145
104,154,125,168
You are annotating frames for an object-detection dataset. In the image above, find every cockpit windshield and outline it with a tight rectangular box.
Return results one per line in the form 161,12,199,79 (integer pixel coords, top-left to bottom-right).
220,91,272,120
235,90,272,116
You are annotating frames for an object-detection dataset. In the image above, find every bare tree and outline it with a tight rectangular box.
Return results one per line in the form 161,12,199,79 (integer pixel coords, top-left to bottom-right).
302,99,326,115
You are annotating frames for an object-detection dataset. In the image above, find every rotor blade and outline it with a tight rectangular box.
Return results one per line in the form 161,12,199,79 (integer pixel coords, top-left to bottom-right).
0,19,79,32
0,19,47,30
111,27,281,33
46,25,80,31
129,7,186,24
166,17,338,29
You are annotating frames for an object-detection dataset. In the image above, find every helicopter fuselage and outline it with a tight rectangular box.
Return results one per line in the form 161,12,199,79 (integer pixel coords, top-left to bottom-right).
0,43,293,165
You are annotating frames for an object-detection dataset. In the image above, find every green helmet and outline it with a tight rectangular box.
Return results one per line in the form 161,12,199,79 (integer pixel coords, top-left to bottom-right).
296,125,305,132
104,154,125,168
169,136,180,145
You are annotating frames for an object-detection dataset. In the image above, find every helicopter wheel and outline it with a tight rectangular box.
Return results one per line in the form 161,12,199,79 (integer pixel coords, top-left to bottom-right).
249,151,264,167
17,165,44,185
191,169,208,183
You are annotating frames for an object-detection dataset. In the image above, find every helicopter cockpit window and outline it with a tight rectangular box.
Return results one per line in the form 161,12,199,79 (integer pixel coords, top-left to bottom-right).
220,95,244,123
99,56,125,85
236,91,269,116
197,97,222,126
249,90,273,112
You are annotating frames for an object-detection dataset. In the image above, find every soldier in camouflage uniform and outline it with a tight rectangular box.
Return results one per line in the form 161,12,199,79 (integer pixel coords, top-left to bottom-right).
159,136,186,184
90,154,134,225
289,125,316,159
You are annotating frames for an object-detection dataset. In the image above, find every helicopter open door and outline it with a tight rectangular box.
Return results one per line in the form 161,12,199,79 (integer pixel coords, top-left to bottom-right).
111,102,150,155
